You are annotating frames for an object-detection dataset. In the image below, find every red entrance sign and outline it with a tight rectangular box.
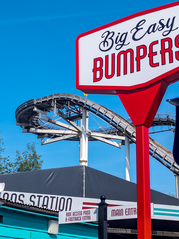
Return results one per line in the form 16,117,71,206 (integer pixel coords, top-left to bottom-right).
76,2,179,239
76,2,179,94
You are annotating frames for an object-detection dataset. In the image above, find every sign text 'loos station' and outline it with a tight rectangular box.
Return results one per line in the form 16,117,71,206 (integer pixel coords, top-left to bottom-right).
76,3,179,93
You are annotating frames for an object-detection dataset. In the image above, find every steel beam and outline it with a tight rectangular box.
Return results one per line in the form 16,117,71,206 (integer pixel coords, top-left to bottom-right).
125,137,130,181
24,128,78,135
42,134,78,145
90,132,125,140
39,115,78,132
91,135,121,148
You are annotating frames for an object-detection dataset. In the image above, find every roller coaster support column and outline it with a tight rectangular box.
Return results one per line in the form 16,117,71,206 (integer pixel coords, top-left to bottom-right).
167,99,179,198
80,109,88,166
175,175,179,198
125,137,130,181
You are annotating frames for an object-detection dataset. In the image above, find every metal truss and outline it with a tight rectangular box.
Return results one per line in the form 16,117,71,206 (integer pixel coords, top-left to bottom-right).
15,93,179,175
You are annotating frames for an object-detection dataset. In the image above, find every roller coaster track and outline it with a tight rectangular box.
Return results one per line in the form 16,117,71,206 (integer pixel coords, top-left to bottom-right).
15,93,179,175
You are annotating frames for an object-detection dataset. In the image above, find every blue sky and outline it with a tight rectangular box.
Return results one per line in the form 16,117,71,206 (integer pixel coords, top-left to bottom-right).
0,0,178,196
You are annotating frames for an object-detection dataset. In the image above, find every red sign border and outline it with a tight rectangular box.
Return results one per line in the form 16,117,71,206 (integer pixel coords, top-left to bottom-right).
76,1,179,94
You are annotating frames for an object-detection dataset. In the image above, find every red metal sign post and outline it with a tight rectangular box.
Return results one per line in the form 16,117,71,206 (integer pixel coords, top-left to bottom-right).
117,81,168,238
76,2,179,238
136,125,151,238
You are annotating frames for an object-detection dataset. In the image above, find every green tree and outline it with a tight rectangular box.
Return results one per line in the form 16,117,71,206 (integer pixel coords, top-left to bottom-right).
0,133,43,174
14,142,43,172
0,137,15,174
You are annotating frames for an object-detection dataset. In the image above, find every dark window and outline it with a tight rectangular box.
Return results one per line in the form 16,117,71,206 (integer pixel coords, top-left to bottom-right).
0,215,3,223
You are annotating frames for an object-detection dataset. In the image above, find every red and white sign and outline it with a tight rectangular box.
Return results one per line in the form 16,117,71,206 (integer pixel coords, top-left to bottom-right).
0,190,134,212
59,208,98,224
58,204,138,224
76,2,179,94
59,203,179,224
107,204,137,221
76,4,179,239
58,205,138,224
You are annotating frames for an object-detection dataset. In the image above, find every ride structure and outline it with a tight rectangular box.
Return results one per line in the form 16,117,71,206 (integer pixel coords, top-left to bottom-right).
15,93,178,179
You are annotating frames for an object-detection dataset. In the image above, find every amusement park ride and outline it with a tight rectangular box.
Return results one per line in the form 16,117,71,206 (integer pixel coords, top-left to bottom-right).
15,92,178,238
15,93,178,181
15,2,179,239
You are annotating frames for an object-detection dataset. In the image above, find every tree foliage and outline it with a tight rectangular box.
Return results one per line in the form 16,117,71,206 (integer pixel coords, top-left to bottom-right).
0,138,15,174
14,142,43,172
0,135,43,174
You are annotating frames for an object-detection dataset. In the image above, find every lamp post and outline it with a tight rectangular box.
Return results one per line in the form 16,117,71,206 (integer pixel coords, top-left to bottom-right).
98,195,108,239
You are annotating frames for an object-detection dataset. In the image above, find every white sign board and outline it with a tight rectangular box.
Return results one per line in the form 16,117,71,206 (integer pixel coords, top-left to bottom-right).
0,190,134,212
58,204,138,224
153,204,179,221
58,203,179,224
107,204,137,221
2,191,179,223
59,208,98,224
76,2,179,94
